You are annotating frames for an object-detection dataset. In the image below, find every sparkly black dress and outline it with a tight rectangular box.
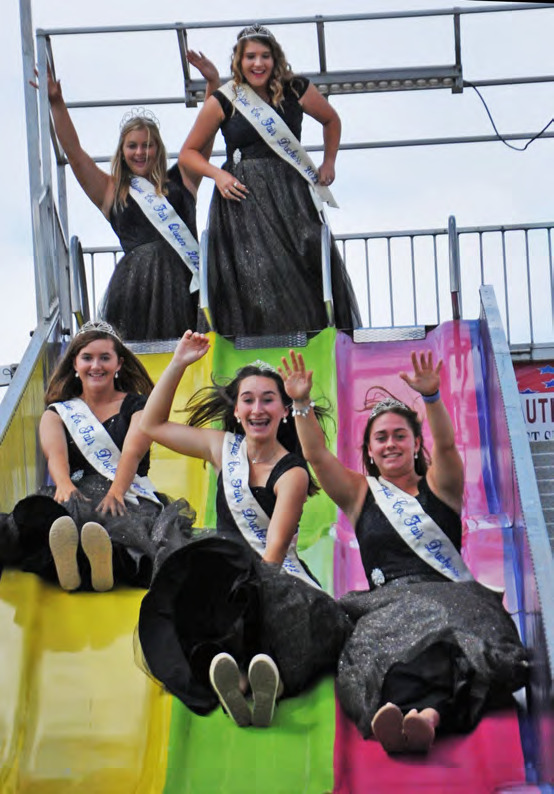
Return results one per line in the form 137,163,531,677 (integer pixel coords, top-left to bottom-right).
336,478,529,738
0,394,194,589
100,165,199,341
206,77,361,337
138,452,351,715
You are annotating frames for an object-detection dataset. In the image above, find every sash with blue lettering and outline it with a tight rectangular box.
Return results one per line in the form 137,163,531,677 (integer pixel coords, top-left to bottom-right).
128,176,200,292
221,431,319,588
367,476,475,584
52,398,161,505
218,80,338,210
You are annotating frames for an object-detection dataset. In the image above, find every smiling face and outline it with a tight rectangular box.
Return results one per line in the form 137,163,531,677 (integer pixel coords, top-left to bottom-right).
368,411,421,478
234,374,287,439
240,41,274,91
73,339,122,391
122,127,158,178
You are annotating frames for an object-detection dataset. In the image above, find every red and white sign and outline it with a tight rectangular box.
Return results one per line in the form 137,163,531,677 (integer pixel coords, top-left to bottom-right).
515,362,554,442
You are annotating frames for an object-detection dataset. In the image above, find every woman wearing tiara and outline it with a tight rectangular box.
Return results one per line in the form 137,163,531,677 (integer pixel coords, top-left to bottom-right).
0,321,194,592
136,330,350,728
179,25,360,338
280,349,528,754
38,52,219,341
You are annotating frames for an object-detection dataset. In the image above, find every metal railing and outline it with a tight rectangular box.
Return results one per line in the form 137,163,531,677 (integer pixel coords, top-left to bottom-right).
334,219,554,357
80,217,553,356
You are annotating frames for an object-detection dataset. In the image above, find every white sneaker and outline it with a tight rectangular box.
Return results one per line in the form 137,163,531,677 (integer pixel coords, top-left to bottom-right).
81,522,113,592
248,654,281,728
209,653,251,727
49,516,80,591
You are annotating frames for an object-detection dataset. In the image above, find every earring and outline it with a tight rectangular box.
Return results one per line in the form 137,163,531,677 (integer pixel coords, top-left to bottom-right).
369,456,374,465
282,416,287,424
115,372,119,380
414,452,418,460
235,416,241,425
74,371,79,379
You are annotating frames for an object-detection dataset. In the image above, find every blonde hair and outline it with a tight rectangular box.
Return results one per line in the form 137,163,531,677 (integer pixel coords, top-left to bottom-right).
111,117,168,208
231,27,294,107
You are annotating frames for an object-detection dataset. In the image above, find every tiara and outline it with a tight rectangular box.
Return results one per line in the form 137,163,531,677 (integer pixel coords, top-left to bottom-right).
247,359,278,373
120,107,160,132
237,24,274,41
75,320,121,341
369,398,409,419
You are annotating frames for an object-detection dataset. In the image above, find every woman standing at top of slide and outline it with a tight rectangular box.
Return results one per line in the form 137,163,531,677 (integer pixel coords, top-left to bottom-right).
35,52,219,340
179,25,360,338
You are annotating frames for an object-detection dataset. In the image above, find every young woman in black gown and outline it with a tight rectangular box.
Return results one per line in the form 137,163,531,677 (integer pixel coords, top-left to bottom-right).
280,349,528,754
38,53,219,340
136,330,350,728
0,321,193,592
179,25,360,338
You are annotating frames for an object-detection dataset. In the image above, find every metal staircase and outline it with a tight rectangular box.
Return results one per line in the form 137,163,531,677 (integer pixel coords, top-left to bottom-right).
531,439,554,554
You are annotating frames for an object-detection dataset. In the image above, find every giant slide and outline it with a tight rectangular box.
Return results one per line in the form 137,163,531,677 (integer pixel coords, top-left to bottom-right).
0,321,551,793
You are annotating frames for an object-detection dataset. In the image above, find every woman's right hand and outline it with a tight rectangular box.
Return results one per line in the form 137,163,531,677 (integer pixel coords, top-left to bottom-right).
54,483,89,504
279,351,313,402
30,65,63,105
172,330,211,368
214,170,248,201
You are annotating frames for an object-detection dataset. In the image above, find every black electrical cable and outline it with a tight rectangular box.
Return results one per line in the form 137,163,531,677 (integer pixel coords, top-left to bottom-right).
465,79,554,151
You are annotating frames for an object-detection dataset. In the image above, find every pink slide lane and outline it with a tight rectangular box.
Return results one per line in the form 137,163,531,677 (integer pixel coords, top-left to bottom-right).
331,322,529,794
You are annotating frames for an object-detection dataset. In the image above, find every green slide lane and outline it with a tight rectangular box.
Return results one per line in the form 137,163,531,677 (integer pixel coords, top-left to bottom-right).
163,328,339,794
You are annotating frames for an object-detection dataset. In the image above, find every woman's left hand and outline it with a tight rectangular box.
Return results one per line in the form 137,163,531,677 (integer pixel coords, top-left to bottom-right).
279,351,313,402
97,490,127,517
317,161,335,187
399,351,442,397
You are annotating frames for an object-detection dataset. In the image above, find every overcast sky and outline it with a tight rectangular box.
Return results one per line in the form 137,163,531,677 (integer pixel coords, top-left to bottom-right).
1,0,552,367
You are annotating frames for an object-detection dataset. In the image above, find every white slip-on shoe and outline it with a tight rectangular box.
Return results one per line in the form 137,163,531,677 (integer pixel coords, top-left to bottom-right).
81,522,114,592
248,654,280,728
209,653,251,727
49,516,81,591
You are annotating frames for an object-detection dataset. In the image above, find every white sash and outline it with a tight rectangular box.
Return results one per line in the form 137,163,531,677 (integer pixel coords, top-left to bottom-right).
221,432,319,588
367,476,475,584
129,176,200,292
219,80,339,209
52,398,161,506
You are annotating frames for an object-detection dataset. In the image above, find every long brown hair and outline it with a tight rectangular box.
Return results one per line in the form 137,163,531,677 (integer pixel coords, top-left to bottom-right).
111,117,168,209
231,26,294,107
44,329,153,405
184,363,331,496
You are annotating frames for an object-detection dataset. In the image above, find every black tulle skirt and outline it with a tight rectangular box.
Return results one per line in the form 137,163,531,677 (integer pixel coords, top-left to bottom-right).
0,475,196,590
100,240,199,341
206,157,361,337
138,531,352,714
336,575,529,738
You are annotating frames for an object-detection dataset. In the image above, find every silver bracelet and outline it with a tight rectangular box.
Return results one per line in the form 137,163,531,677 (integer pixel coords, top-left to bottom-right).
291,400,315,418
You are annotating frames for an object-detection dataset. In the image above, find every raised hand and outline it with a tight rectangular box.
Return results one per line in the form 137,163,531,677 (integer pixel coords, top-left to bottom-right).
278,351,313,402
399,351,442,397
30,65,63,104
187,50,219,86
172,329,210,368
